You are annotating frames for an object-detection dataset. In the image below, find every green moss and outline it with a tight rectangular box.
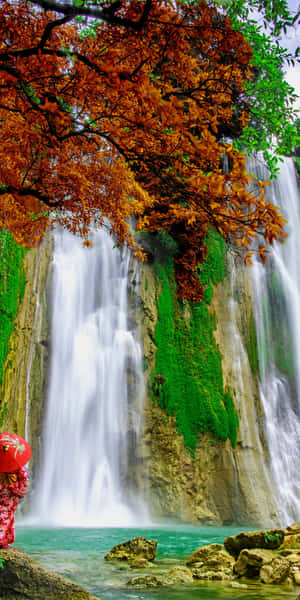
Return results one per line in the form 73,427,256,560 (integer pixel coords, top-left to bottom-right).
152,229,238,454
244,311,259,375
0,231,25,388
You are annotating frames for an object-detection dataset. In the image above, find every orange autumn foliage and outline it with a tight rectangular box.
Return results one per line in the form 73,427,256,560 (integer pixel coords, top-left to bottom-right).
0,0,287,300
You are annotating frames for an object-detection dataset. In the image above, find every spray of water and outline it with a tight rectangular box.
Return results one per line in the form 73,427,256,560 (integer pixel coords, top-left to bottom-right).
250,157,300,523
31,227,148,526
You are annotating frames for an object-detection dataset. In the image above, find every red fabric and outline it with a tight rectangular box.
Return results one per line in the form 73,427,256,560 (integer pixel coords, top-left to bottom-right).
0,467,29,546
0,433,31,472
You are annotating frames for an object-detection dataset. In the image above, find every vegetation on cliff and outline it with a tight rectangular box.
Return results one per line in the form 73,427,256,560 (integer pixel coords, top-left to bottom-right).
0,231,25,424
151,229,239,454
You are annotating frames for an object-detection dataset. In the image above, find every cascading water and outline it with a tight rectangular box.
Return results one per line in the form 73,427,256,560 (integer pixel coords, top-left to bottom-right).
31,227,148,526
250,157,300,524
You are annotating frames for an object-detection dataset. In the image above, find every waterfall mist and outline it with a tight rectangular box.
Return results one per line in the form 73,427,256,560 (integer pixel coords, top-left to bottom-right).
250,157,300,524
31,227,148,526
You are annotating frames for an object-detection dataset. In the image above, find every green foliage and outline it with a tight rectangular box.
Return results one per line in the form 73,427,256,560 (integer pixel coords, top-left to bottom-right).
0,556,6,569
0,402,7,428
244,311,259,375
263,530,282,545
295,157,300,180
152,229,239,454
220,0,297,37
221,0,300,174
0,230,25,388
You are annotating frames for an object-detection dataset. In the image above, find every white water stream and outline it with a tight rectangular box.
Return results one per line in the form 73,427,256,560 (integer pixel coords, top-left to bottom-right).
28,159,300,528
250,157,300,524
32,227,148,526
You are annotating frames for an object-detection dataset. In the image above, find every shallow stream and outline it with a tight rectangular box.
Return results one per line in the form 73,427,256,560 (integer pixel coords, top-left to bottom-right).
16,525,298,600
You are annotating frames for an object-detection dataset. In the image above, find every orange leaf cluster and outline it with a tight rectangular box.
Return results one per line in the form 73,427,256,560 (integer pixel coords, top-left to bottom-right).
0,0,287,299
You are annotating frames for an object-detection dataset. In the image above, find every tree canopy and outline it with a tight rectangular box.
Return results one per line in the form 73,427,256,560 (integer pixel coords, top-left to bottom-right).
221,0,300,173
0,0,293,299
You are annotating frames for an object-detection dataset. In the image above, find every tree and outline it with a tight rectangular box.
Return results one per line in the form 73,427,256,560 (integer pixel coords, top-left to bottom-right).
217,0,300,173
0,0,288,300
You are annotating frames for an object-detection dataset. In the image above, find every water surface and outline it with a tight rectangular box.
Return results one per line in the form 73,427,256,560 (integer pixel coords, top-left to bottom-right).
15,525,298,600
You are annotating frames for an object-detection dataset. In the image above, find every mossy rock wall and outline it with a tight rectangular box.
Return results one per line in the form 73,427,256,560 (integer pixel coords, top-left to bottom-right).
137,242,279,526
0,236,53,485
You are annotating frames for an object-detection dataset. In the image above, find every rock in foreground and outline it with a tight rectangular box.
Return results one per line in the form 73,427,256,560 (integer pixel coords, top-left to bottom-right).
224,529,285,558
105,536,157,562
0,547,100,600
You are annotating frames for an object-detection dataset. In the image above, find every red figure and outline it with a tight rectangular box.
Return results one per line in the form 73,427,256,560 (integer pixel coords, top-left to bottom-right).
0,467,29,547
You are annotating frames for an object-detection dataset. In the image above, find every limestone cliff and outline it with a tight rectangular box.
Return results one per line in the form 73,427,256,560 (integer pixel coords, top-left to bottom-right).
0,237,53,483
137,255,278,526
0,233,279,527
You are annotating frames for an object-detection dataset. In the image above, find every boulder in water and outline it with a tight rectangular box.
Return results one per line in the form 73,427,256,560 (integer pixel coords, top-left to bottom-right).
126,574,163,587
105,536,157,562
186,543,223,565
129,557,152,568
186,543,233,569
285,523,300,535
0,547,100,600
163,566,193,584
224,529,285,558
234,547,290,583
282,524,300,549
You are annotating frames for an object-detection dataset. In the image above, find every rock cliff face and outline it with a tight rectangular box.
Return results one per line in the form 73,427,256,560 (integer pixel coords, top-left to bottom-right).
1,239,278,526
136,256,278,526
0,237,53,484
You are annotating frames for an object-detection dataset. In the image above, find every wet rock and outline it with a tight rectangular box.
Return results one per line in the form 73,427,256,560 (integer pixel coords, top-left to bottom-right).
285,523,300,535
192,569,231,581
126,575,163,587
282,532,300,549
294,572,300,585
186,543,234,573
163,566,193,584
224,529,285,558
234,548,282,579
186,543,224,565
187,543,234,581
259,556,290,584
234,548,275,577
129,558,152,568
0,547,99,600
278,549,300,558
127,566,193,587
105,536,157,562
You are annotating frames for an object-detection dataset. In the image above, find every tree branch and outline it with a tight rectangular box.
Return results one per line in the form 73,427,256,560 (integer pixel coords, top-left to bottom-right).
0,185,61,207
29,0,153,31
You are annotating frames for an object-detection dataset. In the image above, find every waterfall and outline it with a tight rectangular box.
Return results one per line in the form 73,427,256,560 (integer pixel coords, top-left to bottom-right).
31,227,148,526
250,157,300,524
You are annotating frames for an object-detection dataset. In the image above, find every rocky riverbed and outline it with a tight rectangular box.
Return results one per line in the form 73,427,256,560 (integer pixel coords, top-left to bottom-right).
1,523,300,599
105,524,300,590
